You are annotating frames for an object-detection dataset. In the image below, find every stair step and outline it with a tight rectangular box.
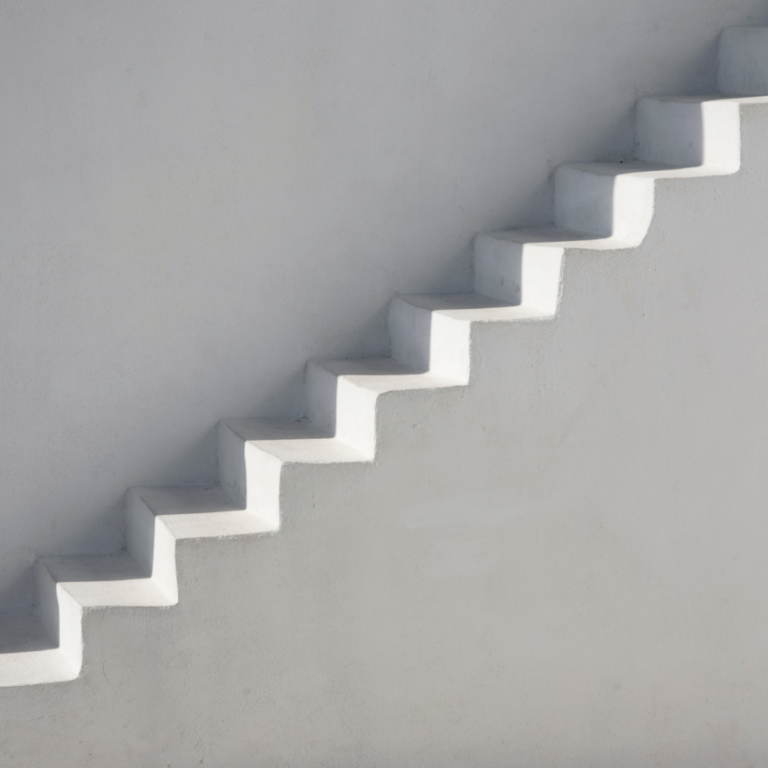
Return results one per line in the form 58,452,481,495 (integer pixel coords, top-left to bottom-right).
40,554,174,608
223,419,368,465
560,161,710,176
306,358,462,457
480,226,630,250
636,95,741,169
474,228,607,307
0,612,74,687
395,293,551,322
554,161,705,244
389,293,551,379
0,613,77,688
311,357,459,394
133,486,273,540
0,611,76,690
218,418,370,525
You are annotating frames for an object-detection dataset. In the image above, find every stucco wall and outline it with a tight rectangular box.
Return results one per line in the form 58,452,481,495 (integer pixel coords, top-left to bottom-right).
0,0,766,610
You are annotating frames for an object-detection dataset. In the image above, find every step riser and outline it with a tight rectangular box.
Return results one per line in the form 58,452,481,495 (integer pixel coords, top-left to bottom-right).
389,299,470,382
35,562,83,671
389,298,431,372
217,422,283,526
305,363,378,455
636,98,741,169
243,443,282,527
719,27,768,96
35,561,60,647
554,166,655,243
125,491,179,603
305,362,341,436
218,421,249,508
473,234,563,312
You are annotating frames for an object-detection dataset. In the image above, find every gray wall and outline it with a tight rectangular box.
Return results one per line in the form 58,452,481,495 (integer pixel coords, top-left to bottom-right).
1,0,766,610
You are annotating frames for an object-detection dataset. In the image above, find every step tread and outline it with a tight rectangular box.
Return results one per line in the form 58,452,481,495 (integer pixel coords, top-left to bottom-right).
224,419,370,464
640,93,768,105
565,160,675,174
643,93,724,104
134,486,275,539
562,160,732,178
730,95,768,105
641,93,768,105
395,293,552,322
641,94,768,105
0,613,75,688
0,647,75,687
42,554,174,608
314,357,461,393
480,227,634,251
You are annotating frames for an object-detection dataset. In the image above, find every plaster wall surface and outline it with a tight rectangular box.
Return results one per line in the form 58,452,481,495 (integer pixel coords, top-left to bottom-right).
2,98,768,767
0,1,766,610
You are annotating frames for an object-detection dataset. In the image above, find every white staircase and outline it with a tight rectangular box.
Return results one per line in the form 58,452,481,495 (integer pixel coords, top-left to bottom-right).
1,24,768,766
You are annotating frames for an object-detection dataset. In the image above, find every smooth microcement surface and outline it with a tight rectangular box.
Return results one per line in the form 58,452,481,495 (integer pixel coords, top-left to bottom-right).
1,7,768,766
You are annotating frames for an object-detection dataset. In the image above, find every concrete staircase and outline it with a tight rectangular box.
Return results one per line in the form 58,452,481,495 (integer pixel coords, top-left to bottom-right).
0,24,767,746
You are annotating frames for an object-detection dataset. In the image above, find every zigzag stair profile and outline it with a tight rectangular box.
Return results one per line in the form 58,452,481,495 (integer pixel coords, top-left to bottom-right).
1,26,767,689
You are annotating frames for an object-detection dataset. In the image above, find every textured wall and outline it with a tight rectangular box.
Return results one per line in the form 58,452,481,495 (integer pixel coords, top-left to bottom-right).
0,0,766,609
4,96,768,766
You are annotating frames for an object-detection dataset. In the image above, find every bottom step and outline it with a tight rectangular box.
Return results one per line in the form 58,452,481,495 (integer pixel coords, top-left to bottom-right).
0,612,75,687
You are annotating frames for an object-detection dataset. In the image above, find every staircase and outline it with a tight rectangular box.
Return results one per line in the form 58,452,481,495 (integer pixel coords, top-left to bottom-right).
1,23,768,766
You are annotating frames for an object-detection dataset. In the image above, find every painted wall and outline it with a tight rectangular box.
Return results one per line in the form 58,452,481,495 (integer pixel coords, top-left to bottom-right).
0,0,766,610
4,98,768,765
